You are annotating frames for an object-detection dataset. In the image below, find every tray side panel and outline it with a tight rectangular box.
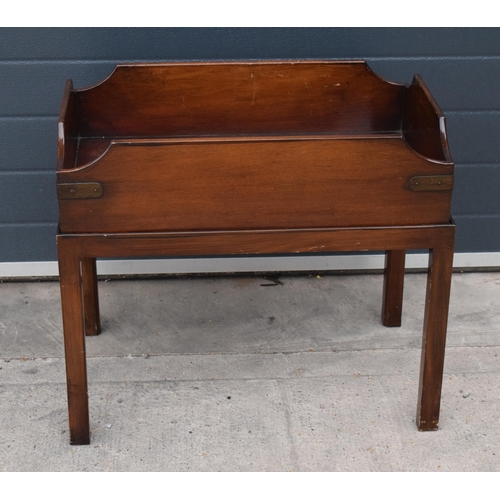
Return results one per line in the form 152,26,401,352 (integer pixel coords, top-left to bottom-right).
57,138,453,234
76,62,404,137
57,81,79,170
403,75,452,163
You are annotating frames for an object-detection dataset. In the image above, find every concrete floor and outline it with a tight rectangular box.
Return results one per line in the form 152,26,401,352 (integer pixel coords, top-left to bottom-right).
1,271,499,471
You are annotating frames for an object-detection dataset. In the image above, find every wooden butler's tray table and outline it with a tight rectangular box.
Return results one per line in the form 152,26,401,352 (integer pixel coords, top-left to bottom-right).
56,60,455,445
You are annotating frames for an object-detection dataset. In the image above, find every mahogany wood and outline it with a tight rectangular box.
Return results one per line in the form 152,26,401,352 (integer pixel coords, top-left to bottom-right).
57,137,453,234
382,250,406,327
75,61,404,138
57,239,90,445
403,75,452,163
57,80,79,171
56,61,456,444
81,258,100,336
417,240,455,431
58,225,455,259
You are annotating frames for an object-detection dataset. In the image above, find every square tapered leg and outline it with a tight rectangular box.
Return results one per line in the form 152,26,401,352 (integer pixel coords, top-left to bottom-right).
382,250,406,327
417,241,454,431
81,258,101,336
58,238,90,445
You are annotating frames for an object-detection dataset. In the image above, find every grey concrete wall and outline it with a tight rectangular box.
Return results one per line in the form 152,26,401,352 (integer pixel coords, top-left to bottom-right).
1,28,499,262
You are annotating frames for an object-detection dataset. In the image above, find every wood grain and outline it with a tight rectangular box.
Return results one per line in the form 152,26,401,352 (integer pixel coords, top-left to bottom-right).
75,61,404,137
56,61,456,443
382,250,406,327
81,257,101,336
403,75,452,163
57,238,90,445
417,233,455,431
58,224,455,259
58,137,453,234
57,79,79,170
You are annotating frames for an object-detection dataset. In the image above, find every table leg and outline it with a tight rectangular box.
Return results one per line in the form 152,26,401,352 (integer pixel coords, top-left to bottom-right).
58,241,90,445
417,244,454,431
382,250,406,327
81,258,101,336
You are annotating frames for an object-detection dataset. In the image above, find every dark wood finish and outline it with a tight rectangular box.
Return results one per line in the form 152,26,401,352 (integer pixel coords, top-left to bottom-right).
58,225,455,259
57,137,453,234
417,236,455,431
56,61,455,444
56,223,455,444
81,258,101,336
75,138,109,167
382,250,406,327
57,80,79,171
403,75,452,163
75,61,404,138
57,238,90,445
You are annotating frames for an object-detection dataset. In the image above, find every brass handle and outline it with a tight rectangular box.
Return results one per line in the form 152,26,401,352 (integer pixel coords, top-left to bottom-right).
57,182,103,200
409,175,453,192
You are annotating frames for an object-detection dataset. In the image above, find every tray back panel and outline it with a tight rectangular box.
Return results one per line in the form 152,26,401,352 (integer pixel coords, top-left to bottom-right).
76,61,404,137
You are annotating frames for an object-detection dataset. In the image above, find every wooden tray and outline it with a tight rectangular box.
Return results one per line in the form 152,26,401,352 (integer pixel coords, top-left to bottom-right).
56,61,455,445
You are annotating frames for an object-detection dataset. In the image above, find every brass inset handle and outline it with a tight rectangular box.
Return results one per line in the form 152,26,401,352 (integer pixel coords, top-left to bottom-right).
409,175,453,192
57,182,103,200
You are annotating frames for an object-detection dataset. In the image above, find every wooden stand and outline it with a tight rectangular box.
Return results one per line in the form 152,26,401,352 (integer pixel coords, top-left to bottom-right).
56,61,455,444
